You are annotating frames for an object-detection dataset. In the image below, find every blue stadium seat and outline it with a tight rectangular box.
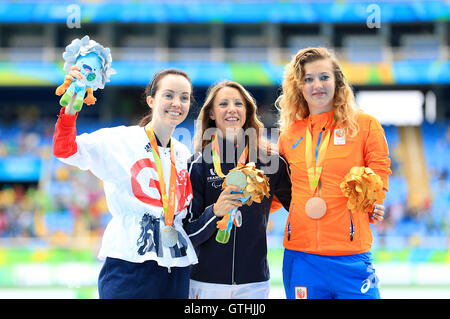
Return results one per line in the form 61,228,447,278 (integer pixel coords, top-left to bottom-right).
400,35,442,61
343,36,387,63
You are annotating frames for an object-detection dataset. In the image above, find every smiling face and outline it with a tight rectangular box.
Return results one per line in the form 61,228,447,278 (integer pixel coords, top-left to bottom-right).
146,74,191,129
301,58,336,115
209,86,247,137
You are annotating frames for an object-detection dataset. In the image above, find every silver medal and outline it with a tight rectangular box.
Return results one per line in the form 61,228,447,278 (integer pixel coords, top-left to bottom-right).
161,225,178,248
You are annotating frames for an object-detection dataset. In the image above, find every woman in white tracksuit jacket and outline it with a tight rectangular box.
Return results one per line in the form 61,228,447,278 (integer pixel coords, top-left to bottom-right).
53,68,198,298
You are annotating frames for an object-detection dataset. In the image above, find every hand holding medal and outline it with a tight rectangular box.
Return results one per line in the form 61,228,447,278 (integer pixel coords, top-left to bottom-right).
215,163,270,244
340,166,386,216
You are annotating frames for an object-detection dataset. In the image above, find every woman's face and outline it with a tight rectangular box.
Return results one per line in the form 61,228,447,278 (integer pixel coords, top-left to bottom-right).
147,74,191,128
209,86,247,136
301,58,336,115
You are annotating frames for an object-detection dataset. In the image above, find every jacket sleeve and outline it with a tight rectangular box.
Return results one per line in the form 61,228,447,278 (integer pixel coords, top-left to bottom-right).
363,116,392,191
52,106,114,181
183,153,219,247
53,106,78,158
272,154,292,211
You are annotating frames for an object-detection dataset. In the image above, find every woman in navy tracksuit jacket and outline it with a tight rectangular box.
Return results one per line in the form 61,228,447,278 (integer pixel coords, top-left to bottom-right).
183,80,291,298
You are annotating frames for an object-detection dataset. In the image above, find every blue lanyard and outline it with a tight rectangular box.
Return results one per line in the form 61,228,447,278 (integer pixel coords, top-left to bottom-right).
315,130,323,164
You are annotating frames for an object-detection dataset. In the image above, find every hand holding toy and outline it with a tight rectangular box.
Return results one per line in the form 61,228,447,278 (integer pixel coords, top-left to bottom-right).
56,35,115,112
213,184,245,217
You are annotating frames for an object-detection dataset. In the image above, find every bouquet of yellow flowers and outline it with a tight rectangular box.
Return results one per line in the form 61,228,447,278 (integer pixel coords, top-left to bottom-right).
340,166,385,213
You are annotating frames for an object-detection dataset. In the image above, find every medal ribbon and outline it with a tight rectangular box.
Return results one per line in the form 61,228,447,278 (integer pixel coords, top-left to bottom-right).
145,124,177,226
211,135,248,178
305,118,335,196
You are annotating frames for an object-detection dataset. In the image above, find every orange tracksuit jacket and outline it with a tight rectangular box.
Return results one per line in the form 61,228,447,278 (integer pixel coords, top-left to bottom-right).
279,109,392,256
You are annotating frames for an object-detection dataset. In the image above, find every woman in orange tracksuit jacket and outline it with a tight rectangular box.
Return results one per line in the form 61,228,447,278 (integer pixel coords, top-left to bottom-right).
276,47,391,299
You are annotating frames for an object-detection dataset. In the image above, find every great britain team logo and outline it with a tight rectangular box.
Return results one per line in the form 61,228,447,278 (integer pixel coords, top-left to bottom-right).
130,158,192,211
136,213,188,258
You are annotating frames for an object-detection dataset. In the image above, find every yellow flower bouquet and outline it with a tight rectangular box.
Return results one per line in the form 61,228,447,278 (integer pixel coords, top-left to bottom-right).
340,166,385,213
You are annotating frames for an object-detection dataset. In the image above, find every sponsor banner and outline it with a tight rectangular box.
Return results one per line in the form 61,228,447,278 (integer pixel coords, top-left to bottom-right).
0,61,449,86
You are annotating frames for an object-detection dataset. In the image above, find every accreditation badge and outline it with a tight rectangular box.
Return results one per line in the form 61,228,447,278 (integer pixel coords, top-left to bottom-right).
334,128,346,145
233,210,242,228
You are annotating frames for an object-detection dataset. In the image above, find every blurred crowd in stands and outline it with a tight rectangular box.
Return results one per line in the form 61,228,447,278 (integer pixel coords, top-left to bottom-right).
0,117,449,249
0,163,110,242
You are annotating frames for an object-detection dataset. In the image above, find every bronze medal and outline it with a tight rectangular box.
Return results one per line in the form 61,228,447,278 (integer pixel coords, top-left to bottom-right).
305,197,327,219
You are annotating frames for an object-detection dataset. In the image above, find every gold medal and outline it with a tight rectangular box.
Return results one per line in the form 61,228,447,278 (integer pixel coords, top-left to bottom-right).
305,197,327,219
225,170,247,189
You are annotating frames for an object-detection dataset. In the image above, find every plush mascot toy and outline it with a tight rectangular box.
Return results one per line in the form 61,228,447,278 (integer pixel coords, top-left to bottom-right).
55,35,115,112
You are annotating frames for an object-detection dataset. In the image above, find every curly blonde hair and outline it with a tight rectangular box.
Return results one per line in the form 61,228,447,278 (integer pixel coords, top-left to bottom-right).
276,47,360,136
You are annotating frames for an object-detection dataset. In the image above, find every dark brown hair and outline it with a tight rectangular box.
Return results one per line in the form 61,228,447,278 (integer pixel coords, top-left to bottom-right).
138,68,194,127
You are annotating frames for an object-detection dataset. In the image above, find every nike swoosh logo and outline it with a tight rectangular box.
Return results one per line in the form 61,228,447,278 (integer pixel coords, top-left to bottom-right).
292,137,303,149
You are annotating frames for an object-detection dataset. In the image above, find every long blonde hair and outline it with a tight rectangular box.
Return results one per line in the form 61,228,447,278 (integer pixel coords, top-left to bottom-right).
276,47,360,136
193,80,270,155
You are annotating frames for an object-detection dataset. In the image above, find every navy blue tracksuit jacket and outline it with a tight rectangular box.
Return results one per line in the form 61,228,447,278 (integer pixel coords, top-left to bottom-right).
183,137,291,285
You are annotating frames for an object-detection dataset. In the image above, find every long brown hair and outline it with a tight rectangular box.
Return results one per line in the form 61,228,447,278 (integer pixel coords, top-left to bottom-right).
193,80,267,154
276,47,360,136
138,68,194,127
